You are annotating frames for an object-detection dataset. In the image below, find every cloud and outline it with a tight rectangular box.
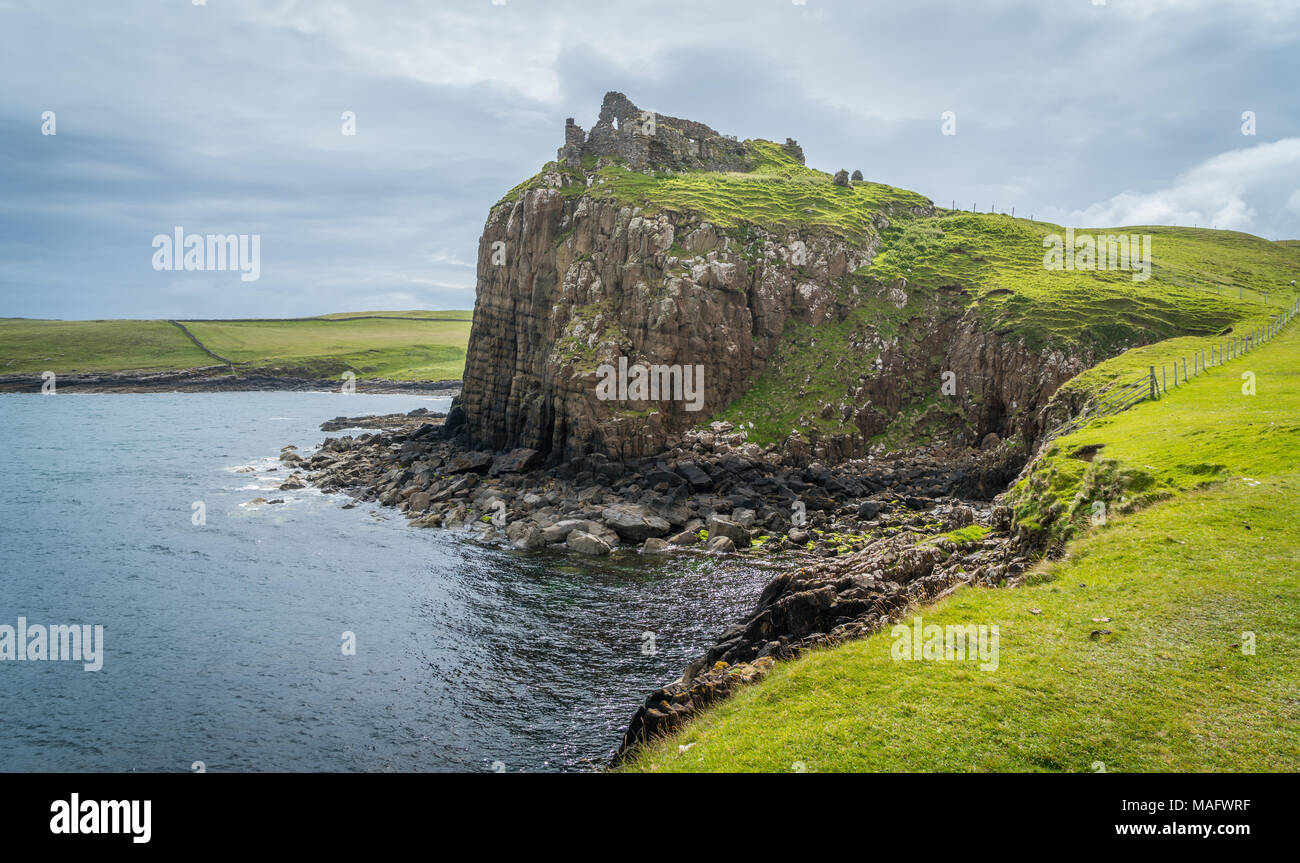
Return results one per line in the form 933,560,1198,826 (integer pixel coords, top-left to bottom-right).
1,0,1298,318
1069,138,1300,235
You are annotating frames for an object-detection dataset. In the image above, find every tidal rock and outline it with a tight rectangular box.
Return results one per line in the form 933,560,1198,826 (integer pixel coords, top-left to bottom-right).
601,503,671,542
706,535,736,553
542,518,619,547
566,530,612,556
676,461,713,491
857,500,882,520
706,516,751,548
667,529,700,546
512,525,547,550
445,451,493,475
489,448,541,476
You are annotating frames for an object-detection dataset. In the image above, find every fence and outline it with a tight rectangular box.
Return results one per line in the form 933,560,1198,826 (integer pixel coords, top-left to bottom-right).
1046,296,1300,441
1151,263,1282,306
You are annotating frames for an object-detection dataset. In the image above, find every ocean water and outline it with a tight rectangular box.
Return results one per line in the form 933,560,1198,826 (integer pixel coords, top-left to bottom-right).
0,392,776,772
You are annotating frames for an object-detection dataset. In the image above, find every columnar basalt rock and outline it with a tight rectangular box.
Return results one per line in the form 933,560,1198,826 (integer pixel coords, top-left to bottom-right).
450,188,884,462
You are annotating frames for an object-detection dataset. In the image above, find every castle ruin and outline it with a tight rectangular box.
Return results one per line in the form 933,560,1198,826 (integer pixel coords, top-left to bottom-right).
558,91,805,173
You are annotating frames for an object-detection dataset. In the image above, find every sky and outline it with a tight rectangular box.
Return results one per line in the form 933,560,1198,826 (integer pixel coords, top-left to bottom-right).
1,0,1297,319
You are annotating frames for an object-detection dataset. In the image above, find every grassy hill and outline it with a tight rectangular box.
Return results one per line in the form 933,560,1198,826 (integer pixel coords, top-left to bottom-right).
0,313,473,381
509,139,1299,448
621,313,1300,772
722,213,1296,447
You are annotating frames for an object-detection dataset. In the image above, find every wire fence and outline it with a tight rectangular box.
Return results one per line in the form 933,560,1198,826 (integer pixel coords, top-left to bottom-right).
1151,263,1288,306
1047,296,1300,441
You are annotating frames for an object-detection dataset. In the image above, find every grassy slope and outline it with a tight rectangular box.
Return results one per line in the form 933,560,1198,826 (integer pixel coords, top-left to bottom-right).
0,314,472,380
622,320,1300,772
717,215,1300,447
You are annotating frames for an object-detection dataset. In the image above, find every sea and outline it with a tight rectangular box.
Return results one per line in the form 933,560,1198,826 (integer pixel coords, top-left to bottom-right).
0,392,777,772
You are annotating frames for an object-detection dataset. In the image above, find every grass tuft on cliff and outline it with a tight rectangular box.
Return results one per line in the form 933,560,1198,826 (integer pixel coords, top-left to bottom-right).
619,320,1300,772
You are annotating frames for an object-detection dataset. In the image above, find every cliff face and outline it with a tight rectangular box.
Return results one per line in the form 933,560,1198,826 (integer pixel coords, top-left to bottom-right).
452,186,877,460
449,94,1092,465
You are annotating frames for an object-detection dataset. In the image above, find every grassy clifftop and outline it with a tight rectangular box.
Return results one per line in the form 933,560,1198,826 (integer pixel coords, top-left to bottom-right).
622,318,1300,772
503,139,931,241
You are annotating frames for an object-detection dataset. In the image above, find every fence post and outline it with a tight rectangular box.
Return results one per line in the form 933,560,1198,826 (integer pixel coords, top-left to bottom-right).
1162,365,1166,393
1183,357,1187,380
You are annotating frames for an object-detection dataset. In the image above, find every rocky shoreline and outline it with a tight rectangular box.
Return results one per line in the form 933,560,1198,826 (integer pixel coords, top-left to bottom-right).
293,409,1023,556
281,407,1039,764
0,366,461,395
609,503,1032,763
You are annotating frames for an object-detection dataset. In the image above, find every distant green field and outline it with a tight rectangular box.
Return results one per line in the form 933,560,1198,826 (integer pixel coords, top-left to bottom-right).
0,313,473,380
0,319,213,374
313,309,473,321
185,317,471,381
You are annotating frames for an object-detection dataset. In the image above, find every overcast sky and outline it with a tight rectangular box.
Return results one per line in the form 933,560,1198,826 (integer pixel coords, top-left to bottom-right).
2,0,1297,319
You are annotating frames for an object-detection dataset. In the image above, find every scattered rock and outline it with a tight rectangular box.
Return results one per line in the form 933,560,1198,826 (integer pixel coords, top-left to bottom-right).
706,535,736,553
706,516,751,548
445,451,493,475
566,531,612,556
602,503,671,542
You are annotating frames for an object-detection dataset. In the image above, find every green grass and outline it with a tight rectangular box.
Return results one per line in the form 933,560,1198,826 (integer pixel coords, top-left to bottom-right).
0,313,472,381
621,320,1300,773
183,317,470,381
313,309,473,321
0,318,212,374
1010,309,1300,550
506,139,930,245
868,217,1296,352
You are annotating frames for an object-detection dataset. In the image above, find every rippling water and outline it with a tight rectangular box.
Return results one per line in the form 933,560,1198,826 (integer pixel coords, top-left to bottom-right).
0,392,778,772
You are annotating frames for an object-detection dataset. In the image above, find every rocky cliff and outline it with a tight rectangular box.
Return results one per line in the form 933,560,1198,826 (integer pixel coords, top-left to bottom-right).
447,93,1094,466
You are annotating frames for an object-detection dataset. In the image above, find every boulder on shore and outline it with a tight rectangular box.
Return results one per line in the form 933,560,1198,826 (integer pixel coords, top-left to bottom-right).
566,530,612,556
706,535,736,553
706,516,751,548
602,503,671,542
